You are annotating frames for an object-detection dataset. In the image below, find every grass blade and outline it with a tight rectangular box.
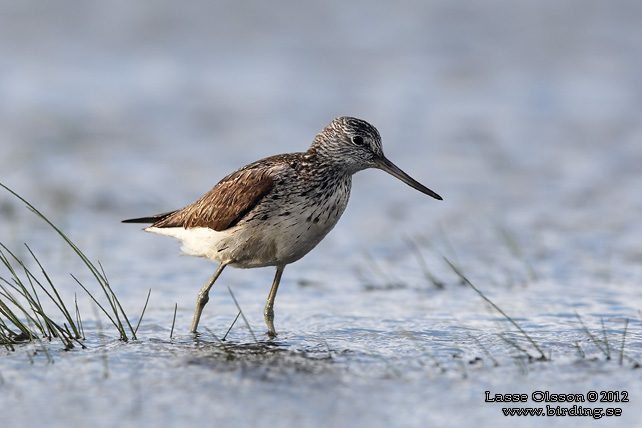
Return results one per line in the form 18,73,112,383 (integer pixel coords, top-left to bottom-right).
170,303,178,339
619,318,629,366
227,287,257,343
134,289,151,335
222,311,242,341
444,257,546,361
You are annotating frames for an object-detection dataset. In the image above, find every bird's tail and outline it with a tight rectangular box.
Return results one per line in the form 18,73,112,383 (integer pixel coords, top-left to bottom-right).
122,211,176,224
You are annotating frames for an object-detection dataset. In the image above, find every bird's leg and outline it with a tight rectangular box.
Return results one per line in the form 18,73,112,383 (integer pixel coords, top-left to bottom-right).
264,265,285,338
190,263,227,333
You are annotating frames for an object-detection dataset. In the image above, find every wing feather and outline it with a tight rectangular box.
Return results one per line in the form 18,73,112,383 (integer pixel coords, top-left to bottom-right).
149,163,275,231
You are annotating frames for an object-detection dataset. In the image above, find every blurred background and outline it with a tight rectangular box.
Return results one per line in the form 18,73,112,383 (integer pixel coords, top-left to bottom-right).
0,0,640,295
1,0,641,294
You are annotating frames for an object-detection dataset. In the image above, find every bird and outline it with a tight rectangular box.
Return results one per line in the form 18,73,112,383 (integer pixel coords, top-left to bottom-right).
123,116,442,338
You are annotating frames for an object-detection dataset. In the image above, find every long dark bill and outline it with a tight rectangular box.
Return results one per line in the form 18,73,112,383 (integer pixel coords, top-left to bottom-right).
375,156,442,200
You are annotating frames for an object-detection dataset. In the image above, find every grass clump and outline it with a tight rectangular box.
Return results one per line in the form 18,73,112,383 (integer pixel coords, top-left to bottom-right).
0,183,147,350
0,243,85,351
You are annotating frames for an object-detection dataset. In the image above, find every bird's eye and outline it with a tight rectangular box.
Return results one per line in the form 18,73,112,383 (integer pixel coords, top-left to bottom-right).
352,135,364,146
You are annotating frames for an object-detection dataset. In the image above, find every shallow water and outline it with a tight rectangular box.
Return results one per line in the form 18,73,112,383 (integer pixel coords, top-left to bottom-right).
1,1,642,427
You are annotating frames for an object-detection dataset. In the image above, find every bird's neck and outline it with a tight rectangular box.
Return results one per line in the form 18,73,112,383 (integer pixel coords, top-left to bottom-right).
302,148,354,178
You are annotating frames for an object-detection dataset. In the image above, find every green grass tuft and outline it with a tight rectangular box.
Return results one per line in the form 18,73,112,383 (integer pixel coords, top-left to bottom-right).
0,183,147,349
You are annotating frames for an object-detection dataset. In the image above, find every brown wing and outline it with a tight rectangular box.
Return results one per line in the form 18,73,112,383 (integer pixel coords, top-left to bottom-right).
150,165,275,231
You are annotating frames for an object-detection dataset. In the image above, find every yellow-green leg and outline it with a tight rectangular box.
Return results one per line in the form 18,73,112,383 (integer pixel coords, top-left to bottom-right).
264,265,285,338
190,263,227,333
